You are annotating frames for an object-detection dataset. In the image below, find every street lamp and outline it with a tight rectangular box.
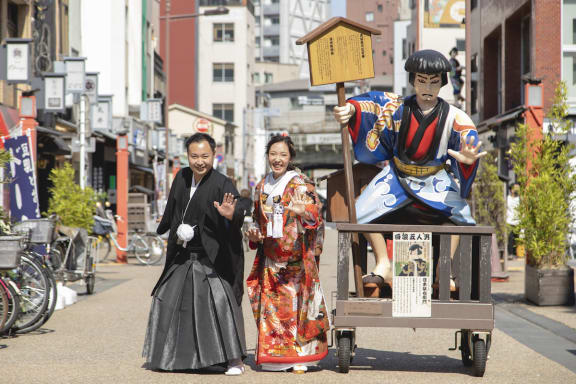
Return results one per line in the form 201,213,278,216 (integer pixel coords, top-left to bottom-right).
3,38,33,83
160,3,229,203
42,73,66,112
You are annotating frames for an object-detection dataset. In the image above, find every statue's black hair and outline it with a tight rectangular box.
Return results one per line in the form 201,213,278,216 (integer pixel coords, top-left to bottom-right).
405,49,451,86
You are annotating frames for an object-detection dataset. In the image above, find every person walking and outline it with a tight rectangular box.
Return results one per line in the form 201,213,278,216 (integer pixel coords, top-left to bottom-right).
246,135,329,373
143,133,246,375
507,183,520,258
449,47,465,108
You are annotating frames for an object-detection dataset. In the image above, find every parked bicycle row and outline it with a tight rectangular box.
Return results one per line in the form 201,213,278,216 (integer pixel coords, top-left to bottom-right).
0,213,165,336
92,208,165,266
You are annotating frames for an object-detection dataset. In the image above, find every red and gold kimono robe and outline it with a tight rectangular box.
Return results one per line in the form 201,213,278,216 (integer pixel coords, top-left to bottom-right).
246,173,329,367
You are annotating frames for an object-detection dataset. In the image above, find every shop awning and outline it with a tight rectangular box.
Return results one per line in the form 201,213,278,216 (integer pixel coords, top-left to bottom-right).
0,105,19,136
477,106,525,133
37,126,70,154
129,185,155,196
130,164,154,174
92,129,117,141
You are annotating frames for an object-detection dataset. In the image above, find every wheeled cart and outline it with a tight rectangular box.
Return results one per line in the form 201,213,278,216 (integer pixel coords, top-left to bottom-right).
331,223,494,377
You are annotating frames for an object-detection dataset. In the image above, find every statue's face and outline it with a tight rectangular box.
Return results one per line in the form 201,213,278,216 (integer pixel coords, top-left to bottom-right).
413,73,442,103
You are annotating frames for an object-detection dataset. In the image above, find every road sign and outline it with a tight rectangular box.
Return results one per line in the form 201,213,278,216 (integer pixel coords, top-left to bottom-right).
84,73,99,104
193,118,212,134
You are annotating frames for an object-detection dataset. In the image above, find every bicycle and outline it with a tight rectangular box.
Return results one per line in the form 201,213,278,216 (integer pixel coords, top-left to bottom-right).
11,218,58,333
0,275,20,335
94,212,165,265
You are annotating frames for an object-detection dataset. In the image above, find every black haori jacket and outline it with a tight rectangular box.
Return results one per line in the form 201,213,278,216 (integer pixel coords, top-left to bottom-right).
152,167,245,305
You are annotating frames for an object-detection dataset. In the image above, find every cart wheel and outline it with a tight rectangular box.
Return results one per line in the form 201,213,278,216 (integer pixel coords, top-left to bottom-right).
85,275,95,295
337,333,352,373
472,339,487,377
460,330,473,366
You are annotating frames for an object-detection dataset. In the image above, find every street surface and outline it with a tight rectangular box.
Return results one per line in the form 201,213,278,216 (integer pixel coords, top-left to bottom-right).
2,227,575,383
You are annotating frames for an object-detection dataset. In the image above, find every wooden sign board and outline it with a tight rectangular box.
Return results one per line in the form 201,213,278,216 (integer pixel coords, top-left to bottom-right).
297,17,381,86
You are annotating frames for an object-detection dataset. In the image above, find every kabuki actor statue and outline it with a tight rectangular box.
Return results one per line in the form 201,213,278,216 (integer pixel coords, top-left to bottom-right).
333,49,486,296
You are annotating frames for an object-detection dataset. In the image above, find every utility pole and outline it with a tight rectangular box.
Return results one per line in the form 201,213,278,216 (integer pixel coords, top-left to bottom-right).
164,0,171,200
79,94,87,189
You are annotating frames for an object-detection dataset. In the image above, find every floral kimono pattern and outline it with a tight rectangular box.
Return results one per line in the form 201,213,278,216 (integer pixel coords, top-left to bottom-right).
246,174,329,366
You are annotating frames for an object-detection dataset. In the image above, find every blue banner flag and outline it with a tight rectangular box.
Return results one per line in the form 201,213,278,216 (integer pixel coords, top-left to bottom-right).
4,134,40,221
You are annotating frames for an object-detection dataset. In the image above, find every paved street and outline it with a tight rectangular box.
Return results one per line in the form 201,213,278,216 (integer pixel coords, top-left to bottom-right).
2,227,575,383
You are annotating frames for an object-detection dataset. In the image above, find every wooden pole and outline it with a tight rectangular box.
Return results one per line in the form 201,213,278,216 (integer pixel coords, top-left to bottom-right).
337,82,364,297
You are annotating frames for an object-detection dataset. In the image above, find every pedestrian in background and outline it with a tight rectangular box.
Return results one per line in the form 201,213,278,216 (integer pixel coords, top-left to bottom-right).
449,47,465,108
236,188,253,217
245,135,329,373
143,133,246,375
507,183,520,258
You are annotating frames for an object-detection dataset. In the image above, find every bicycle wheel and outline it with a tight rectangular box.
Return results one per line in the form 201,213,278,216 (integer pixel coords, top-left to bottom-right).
0,279,9,331
11,254,50,333
36,264,58,328
0,278,20,335
13,251,58,333
97,236,112,262
135,234,165,265
33,262,58,331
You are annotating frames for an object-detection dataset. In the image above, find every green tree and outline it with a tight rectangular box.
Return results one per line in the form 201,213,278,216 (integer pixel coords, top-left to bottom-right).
472,152,506,246
0,150,11,233
47,163,96,231
510,82,576,267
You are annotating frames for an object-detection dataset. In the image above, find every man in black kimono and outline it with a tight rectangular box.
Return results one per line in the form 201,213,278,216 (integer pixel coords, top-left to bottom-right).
143,133,246,375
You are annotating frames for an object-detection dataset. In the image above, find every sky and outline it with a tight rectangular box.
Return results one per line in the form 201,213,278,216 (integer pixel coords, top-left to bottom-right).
332,0,346,17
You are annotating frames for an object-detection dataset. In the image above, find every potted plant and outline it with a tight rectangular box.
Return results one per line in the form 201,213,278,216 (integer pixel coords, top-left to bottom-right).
471,152,508,277
471,152,506,246
47,163,96,232
511,82,576,306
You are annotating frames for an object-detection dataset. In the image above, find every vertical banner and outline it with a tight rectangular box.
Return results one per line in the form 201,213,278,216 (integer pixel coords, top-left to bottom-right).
153,160,166,215
392,232,432,317
4,134,40,220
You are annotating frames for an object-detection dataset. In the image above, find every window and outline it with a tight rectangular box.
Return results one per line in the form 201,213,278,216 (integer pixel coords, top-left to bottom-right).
573,19,576,44
402,38,407,59
377,4,383,12
456,39,466,52
213,23,234,42
253,72,260,83
264,72,273,83
213,63,234,82
382,50,387,56
271,16,280,24
213,103,234,122
521,16,531,75
366,12,374,22
290,97,303,110
255,36,261,48
265,36,279,46
7,3,19,37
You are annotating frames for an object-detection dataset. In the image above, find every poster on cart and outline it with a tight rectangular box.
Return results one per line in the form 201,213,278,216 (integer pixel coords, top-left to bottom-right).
392,232,432,317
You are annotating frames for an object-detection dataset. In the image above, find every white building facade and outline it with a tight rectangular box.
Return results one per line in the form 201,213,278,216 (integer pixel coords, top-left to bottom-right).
254,0,331,77
197,3,255,188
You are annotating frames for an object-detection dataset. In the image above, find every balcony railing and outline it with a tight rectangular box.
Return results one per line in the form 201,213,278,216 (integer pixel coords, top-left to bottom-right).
263,24,280,36
263,3,280,15
262,45,279,57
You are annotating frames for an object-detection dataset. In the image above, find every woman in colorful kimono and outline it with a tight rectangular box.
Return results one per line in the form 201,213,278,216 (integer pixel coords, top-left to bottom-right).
246,135,330,373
